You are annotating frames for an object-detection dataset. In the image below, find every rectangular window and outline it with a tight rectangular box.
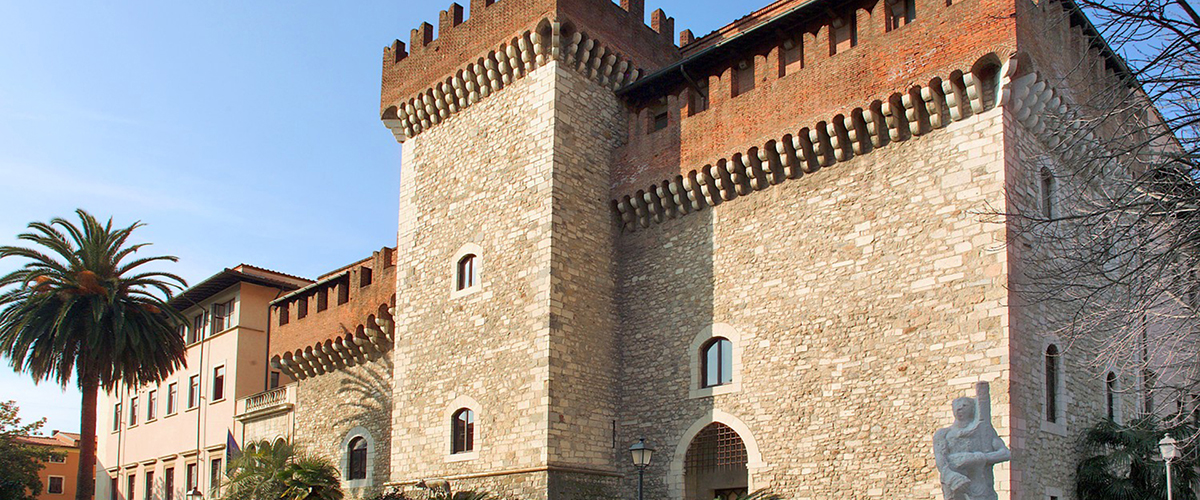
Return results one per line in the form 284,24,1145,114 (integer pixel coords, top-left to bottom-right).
164,468,174,500
48,476,65,494
269,371,281,389
127,475,136,500
129,397,139,426
212,299,234,332
212,366,225,401
49,453,66,463
188,375,199,409
210,458,222,494
180,324,193,345
688,79,709,116
185,463,197,491
297,298,308,319
316,289,328,312
278,303,289,326
886,0,916,31
647,98,669,132
359,266,373,287
143,471,153,500
192,313,207,342
110,477,118,500
830,13,857,55
166,383,177,415
733,59,755,97
337,282,349,305
147,390,157,420
113,403,122,432
780,37,803,76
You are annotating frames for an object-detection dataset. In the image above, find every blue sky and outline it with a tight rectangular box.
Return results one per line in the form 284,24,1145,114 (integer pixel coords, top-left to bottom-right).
0,1,754,435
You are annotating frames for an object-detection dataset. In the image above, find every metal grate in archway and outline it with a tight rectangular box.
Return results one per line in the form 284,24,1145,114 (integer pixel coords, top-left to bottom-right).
684,422,747,470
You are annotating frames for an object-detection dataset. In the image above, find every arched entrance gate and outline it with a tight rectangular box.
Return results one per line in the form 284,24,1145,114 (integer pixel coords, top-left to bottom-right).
683,422,749,500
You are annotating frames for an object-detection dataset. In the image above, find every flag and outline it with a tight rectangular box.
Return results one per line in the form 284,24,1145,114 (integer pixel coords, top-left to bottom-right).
226,430,241,462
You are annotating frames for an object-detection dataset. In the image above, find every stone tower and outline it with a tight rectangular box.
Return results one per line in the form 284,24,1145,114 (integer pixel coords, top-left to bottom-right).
381,0,677,497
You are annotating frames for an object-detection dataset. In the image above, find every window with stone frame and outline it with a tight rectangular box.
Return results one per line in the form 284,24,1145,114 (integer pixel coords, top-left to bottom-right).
452,408,475,454
112,402,121,432
702,338,733,388
1045,344,1060,423
47,476,64,494
212,366,225,402
456,255,478,291
347,437,368,480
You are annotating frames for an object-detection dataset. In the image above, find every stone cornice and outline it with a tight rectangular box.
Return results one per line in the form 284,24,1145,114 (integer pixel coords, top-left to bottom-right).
381,17,646,143
611,54,1024,232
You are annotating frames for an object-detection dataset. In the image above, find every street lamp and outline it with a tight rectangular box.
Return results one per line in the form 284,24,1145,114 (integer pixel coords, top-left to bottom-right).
629,438,654,500
1160,435,1179,500
186,487,204,500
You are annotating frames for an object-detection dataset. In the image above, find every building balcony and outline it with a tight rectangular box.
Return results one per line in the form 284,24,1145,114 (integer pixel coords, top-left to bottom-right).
235,385,295,421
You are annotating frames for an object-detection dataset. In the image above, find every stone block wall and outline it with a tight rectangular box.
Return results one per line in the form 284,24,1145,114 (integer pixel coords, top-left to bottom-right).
614,106,1013,500
392,62,558,499
294,355,394,499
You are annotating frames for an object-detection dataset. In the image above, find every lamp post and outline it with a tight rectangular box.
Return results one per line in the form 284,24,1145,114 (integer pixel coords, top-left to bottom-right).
1159,435,1179,500
629,438,654,500
186,487,204,499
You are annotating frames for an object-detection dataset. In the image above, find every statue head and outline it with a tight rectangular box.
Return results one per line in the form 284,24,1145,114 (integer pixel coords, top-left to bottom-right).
952,396,976,423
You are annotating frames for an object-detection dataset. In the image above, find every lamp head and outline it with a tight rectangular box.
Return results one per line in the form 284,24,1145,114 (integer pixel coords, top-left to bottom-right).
1160,435,1180,461
630,438,655,468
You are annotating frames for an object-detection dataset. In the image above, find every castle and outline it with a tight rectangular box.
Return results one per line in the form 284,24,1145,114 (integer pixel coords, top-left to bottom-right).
97,0,1166,498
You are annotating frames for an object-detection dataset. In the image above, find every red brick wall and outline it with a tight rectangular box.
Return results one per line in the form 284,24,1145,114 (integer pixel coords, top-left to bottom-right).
270,248,396,357
611,0,1018,193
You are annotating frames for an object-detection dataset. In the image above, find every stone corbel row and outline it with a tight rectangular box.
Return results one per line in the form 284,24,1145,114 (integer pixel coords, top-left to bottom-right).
382,19,643,143
271,306,396,381
612,61,998,231
998,60,1097,162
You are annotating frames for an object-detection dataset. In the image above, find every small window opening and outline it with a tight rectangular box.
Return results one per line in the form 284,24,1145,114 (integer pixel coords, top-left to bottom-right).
452,408,475,454
279,303,289,326
648,98,669,132
348,437,368,480
688,79,709,115
830,13,857,55
780,37,803,77
360,266,373,287
337,281,349,305
733,59,755,97
297,298,308,319
457,255,477,291
316,289,328,312
701,338,733,388
1040,167,1055,219
1106,372,1117,420
1045,344,1059,423
886,0,916,31
270,371,281,389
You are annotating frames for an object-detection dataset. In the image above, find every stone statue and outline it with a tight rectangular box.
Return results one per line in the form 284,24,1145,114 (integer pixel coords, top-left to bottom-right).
933,382,1011,500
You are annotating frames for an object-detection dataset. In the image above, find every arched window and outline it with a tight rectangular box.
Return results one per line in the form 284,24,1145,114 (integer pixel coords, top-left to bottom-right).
456,255,477,291
1106,372,1118,421
347,437,367,480
702,338,733,388
1040,167,1055,219
452,408,474,454
1045,344,1060,423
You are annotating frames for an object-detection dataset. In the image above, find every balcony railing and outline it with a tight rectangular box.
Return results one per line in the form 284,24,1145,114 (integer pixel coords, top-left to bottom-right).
235,385,295,418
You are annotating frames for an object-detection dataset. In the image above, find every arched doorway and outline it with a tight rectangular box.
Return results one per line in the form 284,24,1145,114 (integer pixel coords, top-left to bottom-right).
684,422,748,500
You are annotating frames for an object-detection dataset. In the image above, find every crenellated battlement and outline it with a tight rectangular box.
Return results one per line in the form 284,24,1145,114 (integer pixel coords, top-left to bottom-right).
379,0,680,122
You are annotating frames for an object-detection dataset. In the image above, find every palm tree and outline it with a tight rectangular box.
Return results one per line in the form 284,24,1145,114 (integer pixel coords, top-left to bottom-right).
225,440,343,500
0,210,187,500
1077,416,1198,500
